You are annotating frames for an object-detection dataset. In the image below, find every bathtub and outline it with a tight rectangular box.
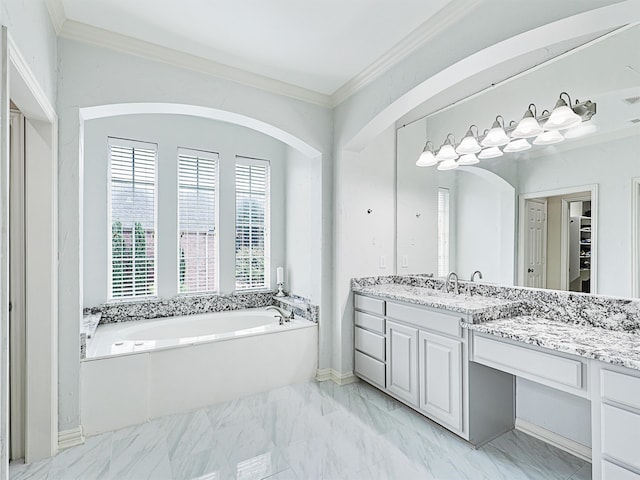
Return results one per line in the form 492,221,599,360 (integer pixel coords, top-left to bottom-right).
81,308,318,435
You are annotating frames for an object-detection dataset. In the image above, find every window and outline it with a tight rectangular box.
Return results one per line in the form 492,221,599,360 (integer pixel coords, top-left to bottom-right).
109,138,157,298
437,187,450,277
178,148,219,293
235,157,270,290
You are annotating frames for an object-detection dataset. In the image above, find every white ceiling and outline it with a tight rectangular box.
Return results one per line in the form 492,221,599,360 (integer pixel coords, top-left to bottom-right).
59,0,452,95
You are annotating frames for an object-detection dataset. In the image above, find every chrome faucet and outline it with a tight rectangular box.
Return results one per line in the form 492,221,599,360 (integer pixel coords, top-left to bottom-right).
467,270,483,296
444,272,459,295
266,305,293,325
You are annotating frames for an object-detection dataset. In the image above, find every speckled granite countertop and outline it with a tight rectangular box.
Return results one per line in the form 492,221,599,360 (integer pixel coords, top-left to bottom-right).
353,284,523,319
465,316,640,371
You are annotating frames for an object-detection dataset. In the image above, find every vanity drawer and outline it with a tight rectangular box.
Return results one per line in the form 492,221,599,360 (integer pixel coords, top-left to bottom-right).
355,351,385,388
472,335,583,390
601,369,640,410
355,311,385,334
386,302,462,337
354,294,385,316
355,327,385,362
601,404,640,471
602,460,640,480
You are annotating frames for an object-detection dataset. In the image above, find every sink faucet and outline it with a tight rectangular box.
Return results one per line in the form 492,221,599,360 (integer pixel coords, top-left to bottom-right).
444,272,459,295
266,305,293,325
467,270,483,296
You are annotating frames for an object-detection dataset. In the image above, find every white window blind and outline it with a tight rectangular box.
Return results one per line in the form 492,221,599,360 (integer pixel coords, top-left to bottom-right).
178,148,219,293
109,138,157,299
437,187,450,277
235,157,270,290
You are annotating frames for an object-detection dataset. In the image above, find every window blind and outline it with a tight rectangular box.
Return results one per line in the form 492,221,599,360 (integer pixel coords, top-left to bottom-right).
235,157,270,290
109,138,157,299
437,187,450,277
178,148,218,293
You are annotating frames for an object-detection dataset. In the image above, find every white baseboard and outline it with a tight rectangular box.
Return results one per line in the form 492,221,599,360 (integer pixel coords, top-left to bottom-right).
316,368,359,385
515,418,591,462
58,426,85,451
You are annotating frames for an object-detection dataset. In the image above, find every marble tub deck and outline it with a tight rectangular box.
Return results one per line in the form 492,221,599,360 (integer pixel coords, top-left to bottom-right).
10,380,590,480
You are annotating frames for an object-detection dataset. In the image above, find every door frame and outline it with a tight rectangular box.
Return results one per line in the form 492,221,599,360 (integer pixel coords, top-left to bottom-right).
518,184,598,293
2,30,59,468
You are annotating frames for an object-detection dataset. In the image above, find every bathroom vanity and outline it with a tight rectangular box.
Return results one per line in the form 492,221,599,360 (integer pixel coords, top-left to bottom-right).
352,278,640,480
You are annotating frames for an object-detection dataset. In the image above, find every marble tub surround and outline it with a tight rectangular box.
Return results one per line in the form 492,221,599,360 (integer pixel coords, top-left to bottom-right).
271,294,319,323
352,275,640,332
352,283,524,321
465,316,640,371
85,290,277,324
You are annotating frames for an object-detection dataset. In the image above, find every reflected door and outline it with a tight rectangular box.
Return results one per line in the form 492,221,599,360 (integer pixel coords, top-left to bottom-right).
525,199,547,288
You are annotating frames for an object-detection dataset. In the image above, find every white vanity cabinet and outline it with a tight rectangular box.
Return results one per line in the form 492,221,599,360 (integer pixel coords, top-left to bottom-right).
354,293,514,446
419,331,462,430
386,320,419,405
592,365,640,479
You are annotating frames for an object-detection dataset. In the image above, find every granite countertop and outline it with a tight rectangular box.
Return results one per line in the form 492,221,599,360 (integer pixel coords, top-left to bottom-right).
353,283,523,318
465,316,640,371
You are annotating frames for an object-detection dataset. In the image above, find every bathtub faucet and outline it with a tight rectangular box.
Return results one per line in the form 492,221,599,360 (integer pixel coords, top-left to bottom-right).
266,306,293,325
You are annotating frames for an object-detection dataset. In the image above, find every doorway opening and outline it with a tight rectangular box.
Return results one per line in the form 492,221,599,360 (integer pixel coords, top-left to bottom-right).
518,185,597,293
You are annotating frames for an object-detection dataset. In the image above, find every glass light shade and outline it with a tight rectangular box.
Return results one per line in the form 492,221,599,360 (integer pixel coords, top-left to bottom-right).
416,149,437,167
456,135,481,154
511,116,543,138
435,144,458,162
544,104,581,130
481,126,510,147
478,146,503,159
504,138,531,153
533,130,564,145
457,153,480,165
564,122,598,139
437,158,459,171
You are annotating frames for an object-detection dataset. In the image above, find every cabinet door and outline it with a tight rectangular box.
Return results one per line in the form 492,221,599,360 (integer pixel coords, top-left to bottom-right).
419,331,462,431
386,320,419,406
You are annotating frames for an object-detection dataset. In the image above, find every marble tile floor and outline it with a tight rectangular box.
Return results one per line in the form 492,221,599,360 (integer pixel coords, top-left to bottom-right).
10,380,592,480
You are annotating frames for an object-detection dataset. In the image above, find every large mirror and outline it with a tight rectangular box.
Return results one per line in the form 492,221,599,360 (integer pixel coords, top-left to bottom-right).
396,25,640,297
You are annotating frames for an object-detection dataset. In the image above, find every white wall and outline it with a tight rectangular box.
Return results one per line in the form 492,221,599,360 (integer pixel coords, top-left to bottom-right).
284,147,313,300
333,127,396,373
396,119,438,275
57,38,333,432
84,114,287,307
1,0,57,105
519,134,640,297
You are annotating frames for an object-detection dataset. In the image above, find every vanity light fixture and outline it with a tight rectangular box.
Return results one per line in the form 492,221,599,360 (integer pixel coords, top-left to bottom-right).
543,92,582,130
456,125,481,154
416,141,438,166
478,146,503,159
457,153,480,165
481,116,510,147
435,134,458,162
504,138,532,153
533,129,565,145
437,158,459,170
415,92,596,169
511,104,543,138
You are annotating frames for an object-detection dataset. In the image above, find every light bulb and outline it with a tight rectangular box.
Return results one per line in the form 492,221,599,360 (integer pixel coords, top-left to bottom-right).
435,144,458,162
457,153,480,165
533,130,564,145
456,126,481,154
481,116,509,147
416,145,437,167
511,109,543,138
478,147,503,159
504,138,531,153
437,158,459,170
544,94,581,130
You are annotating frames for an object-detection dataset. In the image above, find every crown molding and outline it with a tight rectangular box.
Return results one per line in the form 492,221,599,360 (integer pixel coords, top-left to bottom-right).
330,0,483,107
58,20,333,108
44,0,66,35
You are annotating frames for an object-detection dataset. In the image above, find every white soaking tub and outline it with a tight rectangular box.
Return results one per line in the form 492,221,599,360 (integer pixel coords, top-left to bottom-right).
81,308,318,436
